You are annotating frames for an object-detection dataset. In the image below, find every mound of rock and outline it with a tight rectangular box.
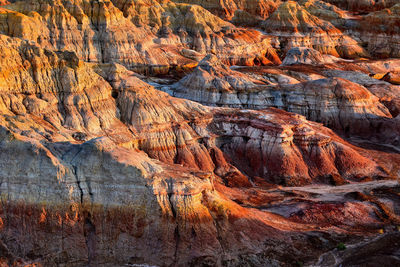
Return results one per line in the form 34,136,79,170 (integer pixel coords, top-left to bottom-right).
323,0,398,12
171,0,280,21
170,55,392,136
360,4,400,58
281,47,334,65
263,1,367,58
300,0,349,22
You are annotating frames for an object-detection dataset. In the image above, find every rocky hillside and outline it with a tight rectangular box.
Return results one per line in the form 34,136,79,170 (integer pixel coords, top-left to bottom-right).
0,0,280,72
0,0,400,266
168,53,399,139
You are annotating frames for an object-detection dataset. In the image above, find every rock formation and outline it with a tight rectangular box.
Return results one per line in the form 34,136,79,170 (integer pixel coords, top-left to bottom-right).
300,0,350,22
359,4,400,58
262,1,368,58
0,0,400,266
0,0,280,74
1,36,390,186
0,31,399,265
169,55,393,137
322,0,398,12
172,0,280,22
281,47,335,65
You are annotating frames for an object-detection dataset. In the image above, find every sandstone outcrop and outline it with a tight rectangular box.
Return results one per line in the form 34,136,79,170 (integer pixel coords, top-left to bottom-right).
300,0,349,22
0,0,398,68
321,68,400,117
0,36,389,186
297,1,400,59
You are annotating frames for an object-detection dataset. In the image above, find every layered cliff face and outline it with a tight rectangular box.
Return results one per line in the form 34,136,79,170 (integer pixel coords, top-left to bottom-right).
297,1,400,59
169,55,394,137
1,32,399,265
263,1,368,59
1,0,400,266
0,0,399,68
322,0,398,13
0,0,398,69
358,4,400,58
1,36,390,187
0,0,280,74
171,0,280,22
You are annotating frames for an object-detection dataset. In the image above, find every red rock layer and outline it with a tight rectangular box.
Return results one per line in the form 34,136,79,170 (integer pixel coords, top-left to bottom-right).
171,55,393,139
0,0,398,265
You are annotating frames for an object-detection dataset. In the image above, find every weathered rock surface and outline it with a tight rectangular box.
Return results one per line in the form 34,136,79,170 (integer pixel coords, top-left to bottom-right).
1,37,391,186
300,0,350,22
0,0,398,69
322,0,398,12
262,1,368,58
315,232,400,266
0,0,280,74
169,55,393,137
281,47,334,65
0,0,400,266
359,4,400,58
172,0,280,22
0,33,399,266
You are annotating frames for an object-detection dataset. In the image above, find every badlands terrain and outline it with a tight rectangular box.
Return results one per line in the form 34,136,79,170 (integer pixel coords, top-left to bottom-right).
0,0,399,266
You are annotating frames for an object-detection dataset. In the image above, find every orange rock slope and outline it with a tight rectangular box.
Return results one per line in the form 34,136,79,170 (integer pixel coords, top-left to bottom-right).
0,0,400,266
172,0,280,21
0,0,280,73
0,32,399,265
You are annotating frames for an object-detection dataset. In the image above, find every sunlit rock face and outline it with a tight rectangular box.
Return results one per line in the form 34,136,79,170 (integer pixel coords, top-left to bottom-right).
0,36,389,188
322,0,398,12
262,1,367,59
0,0,280,74
358,4,400,58
1,32,399,266
303,1,400,59
0,0,400,266
171,0,280,22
